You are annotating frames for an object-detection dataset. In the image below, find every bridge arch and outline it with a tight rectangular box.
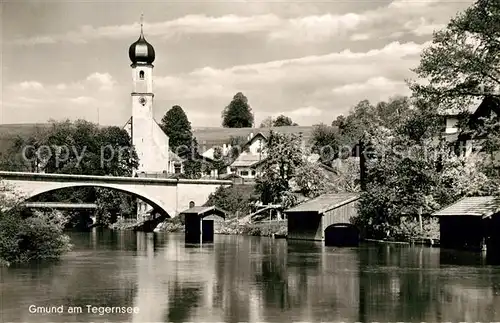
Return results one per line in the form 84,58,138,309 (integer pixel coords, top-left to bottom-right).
324,223,360,247
8,183,174,218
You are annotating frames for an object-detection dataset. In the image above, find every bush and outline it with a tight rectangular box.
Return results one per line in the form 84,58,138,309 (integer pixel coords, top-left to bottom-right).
204,184,259,216
0,210,72,266
392,216,440,242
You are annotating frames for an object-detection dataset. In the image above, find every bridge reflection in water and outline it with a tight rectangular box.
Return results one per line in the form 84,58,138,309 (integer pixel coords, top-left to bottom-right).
2,231,500,322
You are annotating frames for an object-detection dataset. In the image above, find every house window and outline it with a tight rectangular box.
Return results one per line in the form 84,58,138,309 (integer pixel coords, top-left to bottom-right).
240,170,249,176
251,170,256,176
139,70,144,79
174,163,182,174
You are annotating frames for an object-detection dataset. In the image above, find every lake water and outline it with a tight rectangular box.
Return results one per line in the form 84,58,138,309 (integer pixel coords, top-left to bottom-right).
1,230,500,322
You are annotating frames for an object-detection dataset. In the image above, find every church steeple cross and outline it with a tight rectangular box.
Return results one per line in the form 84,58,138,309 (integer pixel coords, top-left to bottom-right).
140,13,144,35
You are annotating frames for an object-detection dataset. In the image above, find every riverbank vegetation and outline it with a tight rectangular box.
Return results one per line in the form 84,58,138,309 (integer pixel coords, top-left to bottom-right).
0,188,72,266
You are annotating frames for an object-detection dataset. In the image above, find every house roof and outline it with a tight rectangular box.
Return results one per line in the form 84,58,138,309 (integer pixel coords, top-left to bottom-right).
242,132,267,147
180,205,228,217
472,95,500,118
231,153,265,167
285,192,360,214
438,97,483,116
202,147,217,160
432,196,500,218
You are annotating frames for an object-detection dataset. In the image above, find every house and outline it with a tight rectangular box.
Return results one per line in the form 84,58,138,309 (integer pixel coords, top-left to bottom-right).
168,151,184,174
285,192,360,246
229,132,267,179
432,196,500,252
442,95,500,157
199,145,233,178
180,205,228,243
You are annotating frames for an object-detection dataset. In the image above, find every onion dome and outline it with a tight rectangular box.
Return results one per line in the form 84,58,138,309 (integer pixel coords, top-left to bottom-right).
129,25,155,65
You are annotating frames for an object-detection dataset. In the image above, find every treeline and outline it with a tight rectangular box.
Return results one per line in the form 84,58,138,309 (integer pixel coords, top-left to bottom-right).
0,120,139,227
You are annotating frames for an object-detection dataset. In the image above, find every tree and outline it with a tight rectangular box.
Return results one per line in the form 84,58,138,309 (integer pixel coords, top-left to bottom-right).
355,104,495,240
182,138,203,179
0,119,139,227
204,185,259,216
332,115,347,129
1,119,138,176
259,117,274,128
0,184,72,265
210,146,228,175
336,97,412,147
255,131,305,207
409,0,500,112
293,162,336,198
273,115,298,127
259,115,298,128
222,92,254,128
256,131,338,207
310,123,340,163
159,105,205,179
160,105,193,152
330,157,361,193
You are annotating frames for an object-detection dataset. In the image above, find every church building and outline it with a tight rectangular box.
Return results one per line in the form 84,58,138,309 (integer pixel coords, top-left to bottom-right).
123,18,184,218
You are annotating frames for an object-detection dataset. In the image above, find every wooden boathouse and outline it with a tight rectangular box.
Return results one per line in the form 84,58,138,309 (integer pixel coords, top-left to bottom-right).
285,193,360,246
181,205,227,243
433,196,500,251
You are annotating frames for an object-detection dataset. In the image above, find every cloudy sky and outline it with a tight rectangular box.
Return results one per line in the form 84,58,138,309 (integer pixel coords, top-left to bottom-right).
1,0,473,127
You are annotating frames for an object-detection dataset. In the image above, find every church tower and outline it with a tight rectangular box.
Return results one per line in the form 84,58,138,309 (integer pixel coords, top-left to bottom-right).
128,16,170,174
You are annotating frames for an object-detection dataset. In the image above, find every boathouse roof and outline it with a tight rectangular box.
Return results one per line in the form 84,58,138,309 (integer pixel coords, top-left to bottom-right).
432,196,500,218
285,192,360,214
180,205,228,218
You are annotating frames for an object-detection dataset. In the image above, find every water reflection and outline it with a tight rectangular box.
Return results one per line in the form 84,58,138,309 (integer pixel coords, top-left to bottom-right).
2,232,500,322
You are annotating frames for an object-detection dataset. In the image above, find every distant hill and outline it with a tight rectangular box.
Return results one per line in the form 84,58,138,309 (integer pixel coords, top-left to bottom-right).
0,123,321,154
0,123,53,154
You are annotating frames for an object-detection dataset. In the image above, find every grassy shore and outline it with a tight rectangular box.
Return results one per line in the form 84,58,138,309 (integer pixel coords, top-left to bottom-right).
156,217,287,237
217,219,287,237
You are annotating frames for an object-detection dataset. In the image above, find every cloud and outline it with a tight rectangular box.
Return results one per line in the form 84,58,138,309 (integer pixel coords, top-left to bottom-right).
2,72,122,124
4,38,435,126
279,106,323,117
388,0,441,9
268,13,366,42
17,81,44,90
68,96,96,105
350,33,370,41
403,18,446,36
153,41,428,125
12,14,282,45
10,0,469,46
86,72,116,91
331,77,406,94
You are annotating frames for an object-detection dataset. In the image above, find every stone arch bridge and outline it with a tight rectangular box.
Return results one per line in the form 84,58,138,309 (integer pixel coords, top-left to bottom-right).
0,171,232,218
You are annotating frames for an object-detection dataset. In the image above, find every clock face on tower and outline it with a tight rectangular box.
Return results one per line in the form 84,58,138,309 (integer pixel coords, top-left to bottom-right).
138,96,147,106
